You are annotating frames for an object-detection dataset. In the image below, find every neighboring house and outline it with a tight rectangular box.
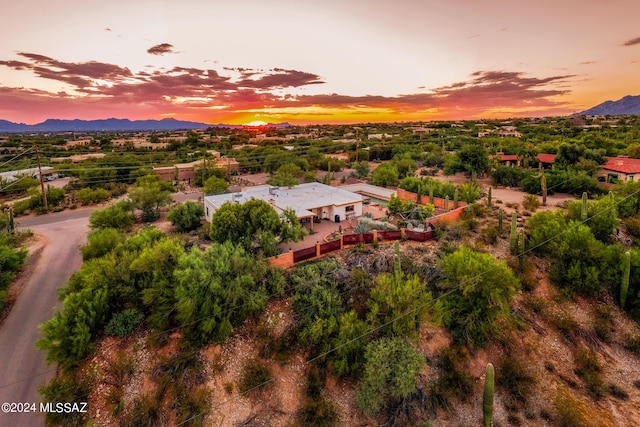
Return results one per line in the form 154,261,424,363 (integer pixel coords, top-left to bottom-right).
0,166,55,182
536,153,556,169
203,182,364,230
153,157,240,183
597,156,640,183
491,153,555,169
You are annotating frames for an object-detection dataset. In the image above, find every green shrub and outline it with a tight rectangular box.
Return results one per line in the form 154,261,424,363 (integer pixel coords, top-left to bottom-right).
434,246,520,347
357,337,424,416
105,308,144,337
81,228,123,260
167,201,204,232
76,187,111,204
89,200,135,231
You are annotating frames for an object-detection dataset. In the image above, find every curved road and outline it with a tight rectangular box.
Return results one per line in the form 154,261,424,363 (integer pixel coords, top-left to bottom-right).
0,209,91,426
0,193,201,426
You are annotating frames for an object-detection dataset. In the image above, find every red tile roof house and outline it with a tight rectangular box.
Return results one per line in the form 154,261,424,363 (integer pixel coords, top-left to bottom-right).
597,157,640,183
491,153,555,169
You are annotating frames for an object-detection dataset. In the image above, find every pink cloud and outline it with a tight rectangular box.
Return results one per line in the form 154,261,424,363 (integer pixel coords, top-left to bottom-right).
0,52,577,122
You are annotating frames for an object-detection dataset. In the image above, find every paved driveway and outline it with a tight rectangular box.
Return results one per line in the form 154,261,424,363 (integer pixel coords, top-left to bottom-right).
0,212,89,426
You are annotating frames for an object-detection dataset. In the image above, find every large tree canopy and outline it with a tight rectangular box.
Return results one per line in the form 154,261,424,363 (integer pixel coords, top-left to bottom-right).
209,199,305,256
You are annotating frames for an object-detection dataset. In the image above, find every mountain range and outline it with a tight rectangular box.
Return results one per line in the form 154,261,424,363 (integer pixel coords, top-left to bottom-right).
577,94,640,116
0,118,291,133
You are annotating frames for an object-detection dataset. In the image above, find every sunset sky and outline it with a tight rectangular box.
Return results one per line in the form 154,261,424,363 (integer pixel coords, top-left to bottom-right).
1,0,639,125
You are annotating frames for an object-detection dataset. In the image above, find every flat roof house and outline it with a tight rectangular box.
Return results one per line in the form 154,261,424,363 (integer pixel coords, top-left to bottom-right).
203,182,364,230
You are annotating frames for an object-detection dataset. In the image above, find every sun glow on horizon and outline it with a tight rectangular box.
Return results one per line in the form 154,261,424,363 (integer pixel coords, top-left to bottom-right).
245,120,269,126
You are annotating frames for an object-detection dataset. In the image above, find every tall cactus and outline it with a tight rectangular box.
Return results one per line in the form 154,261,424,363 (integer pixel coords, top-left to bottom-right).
498,208,503,234
487,186,492,208
621,251,631,308
510,212,518,255
483,363,495,427
445,195,450,212
540,173,547,206
581,192,588,221
454,188,459,209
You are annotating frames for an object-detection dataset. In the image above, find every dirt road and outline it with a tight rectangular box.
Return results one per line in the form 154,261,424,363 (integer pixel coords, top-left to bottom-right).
0,213,89,427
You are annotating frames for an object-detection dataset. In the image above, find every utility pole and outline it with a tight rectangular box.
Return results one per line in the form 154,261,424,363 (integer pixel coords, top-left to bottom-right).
35,145,48,210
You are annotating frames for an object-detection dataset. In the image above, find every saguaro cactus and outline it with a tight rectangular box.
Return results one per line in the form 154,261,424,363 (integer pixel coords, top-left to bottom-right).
581,192,588,221
483,363,495,427
454,188,459,209
445,195,450,212
621,251,631,308
510,212,518,255
540,174,547,206
487,186,492,207
498,208,503,234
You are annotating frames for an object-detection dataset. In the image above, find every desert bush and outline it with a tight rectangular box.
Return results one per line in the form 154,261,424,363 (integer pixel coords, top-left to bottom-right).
357,337,424,416
496,354,536,406
592,306,613,343
105,308,144,337
104,352,135,388
175,387,210,427
480,225,500,244
39,372,91,427
426,349,474,413
522,194,541,211
553,389,589,427
550,312,579,343
124,394,162,427
574,348,607,399
238,359,272,394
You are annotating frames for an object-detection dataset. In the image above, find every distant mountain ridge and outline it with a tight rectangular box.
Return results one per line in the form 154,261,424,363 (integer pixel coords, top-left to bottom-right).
578,95,640,116
0,118,291,132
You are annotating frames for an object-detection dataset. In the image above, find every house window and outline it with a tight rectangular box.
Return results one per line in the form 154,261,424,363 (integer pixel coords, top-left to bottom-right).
345,205,355,212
